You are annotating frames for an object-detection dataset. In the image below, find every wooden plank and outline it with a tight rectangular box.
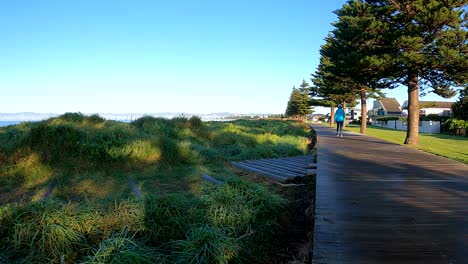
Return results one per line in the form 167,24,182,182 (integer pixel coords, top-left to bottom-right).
201,174,223,185
231,162,288,181
243,159,307,174
128,179,142,198
263,155,317,168
42,178,57,198
235,161,302,177
310,124,468,264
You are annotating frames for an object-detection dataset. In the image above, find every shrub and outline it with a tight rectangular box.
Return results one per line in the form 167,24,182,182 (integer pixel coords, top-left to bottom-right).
10,200,91,262
131,116,179,138
202,177,287,234
58,112,86,123
84,127,133,161
420,114,446,121
88,114,106,123
201,177,287,260
83,231,159,264
211,131,240,146
144,193,203,245
22,123,85,162
376,117,399,122
157,136,197,166
0,204,19,249
91,200,146,242
188,116,204,130
442,119,468,130
170,225,239,264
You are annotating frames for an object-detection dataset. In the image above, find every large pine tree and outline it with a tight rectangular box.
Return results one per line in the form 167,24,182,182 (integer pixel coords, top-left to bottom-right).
369,0,468,144
322,0,396,134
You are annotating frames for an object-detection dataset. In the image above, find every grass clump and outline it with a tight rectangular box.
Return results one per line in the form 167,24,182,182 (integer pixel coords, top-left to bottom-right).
9,200,90,263
202,177,287,231
144,193,204,245
170,225,240,264
83,231,160,264
0,176,291,263
201,177,288,260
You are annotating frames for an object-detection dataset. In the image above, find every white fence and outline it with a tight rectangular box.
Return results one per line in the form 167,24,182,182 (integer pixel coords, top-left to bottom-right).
373,120,441,134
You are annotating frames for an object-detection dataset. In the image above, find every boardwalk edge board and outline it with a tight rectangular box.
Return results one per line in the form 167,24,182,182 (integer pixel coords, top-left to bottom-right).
232,155,315,182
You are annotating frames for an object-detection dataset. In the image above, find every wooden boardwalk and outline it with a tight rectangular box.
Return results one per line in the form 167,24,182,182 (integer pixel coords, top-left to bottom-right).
232,155,316,182
311,124,468,264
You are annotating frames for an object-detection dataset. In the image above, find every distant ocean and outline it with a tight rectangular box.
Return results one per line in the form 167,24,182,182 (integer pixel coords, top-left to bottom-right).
0,121,23,127
0,117,235,128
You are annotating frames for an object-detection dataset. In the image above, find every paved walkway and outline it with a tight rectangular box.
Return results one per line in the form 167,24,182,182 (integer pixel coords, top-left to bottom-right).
311,124,468,264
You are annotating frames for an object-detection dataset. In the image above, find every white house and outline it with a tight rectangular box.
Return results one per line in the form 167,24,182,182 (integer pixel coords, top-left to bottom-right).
402,101,453,116
368,98,403,121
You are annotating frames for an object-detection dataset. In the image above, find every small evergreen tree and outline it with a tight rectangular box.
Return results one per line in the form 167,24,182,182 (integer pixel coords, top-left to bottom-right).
285,84,313,121
311,48,360,126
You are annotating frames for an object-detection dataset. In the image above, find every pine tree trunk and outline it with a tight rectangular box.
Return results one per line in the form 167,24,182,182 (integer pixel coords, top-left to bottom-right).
360,89,367,134
330,106,335,126
342,101,347,129
405,73,419,145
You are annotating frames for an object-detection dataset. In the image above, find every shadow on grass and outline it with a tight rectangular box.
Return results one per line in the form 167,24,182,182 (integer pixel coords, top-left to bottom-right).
0,114,311,203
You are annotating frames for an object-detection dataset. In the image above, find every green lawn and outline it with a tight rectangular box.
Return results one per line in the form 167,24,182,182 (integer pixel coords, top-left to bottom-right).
344,124,468,164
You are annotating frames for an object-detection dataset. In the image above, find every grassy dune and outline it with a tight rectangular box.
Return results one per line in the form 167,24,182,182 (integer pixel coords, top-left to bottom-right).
0,113,312,263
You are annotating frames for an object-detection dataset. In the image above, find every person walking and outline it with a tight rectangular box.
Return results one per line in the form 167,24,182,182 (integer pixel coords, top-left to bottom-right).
334,104,345,137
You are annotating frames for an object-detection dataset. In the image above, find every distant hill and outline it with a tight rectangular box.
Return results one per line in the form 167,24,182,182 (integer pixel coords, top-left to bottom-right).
0,112,279,122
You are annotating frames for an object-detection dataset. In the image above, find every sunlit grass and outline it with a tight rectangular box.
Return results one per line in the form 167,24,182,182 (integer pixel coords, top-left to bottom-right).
345,124,468,164
0,114,312,263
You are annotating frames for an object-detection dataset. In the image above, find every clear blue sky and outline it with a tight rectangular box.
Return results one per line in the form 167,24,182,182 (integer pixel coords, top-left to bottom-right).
0,0,457,115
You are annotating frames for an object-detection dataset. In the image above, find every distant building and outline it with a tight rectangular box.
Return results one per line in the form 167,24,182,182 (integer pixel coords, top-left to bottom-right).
402,101,453,117
310,114,325,122
368,98,403,120
348,108,362,120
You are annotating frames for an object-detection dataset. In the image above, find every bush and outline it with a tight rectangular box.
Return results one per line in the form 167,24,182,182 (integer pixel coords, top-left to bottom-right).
201,177,287,260
58,112,86,123
170,225,239,264
83,231,159,264
376,117,399,122
22,123,85,162
88,114,106,123
144,193,203,245
420,114,447,121
442,119,468,136
188,116,204,130
442,119,468,130
202,177,287,234
10,200,91,262
131,116,179,138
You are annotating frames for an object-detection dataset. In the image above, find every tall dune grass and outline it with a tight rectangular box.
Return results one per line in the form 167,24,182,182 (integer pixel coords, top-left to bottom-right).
0,113,312,262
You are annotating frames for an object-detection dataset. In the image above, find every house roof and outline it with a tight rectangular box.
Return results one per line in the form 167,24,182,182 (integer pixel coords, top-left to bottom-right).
419,101,454,109
380,98,402,112
402,101,454,109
